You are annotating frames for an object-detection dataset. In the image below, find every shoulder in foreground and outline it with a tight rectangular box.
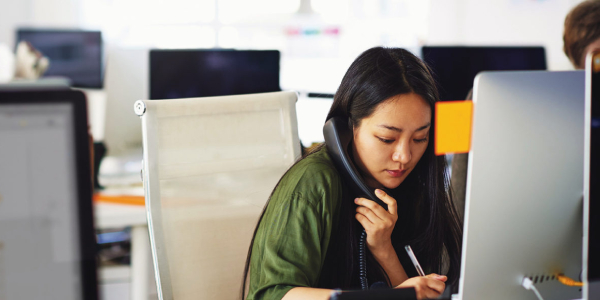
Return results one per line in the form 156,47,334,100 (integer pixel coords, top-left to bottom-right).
278,146,342,203
294,145,339,180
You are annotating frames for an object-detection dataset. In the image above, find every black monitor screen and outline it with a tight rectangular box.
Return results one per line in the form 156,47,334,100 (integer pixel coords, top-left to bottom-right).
16,29,103,88
590,53,600,281
421,46,547,100
150,49,280,99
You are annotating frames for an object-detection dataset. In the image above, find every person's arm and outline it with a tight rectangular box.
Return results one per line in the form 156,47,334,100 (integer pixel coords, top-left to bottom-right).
355,189,408,286
355,188,448,299
369,244,408,286
281,276,448,300
282,287,335,300
247,161,343,300
248,193,329,300
396,274,448,299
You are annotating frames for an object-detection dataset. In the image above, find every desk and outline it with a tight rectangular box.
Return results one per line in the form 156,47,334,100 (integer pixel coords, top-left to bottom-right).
94,198,151,300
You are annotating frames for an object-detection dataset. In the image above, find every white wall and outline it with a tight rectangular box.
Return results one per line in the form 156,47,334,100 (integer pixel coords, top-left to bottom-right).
428,0,585,70
0,0,80,48
0,0,587,70
30,0,79,28
0,0,32,48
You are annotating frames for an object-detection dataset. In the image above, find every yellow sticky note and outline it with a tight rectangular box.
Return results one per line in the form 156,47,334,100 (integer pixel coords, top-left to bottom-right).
435,101,473,156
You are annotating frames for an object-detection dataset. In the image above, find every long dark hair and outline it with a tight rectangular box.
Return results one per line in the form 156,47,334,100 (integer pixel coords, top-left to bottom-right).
241,47,462,297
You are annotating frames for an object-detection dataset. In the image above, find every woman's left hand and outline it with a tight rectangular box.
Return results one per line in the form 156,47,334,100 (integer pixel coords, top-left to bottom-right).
354,189,398,255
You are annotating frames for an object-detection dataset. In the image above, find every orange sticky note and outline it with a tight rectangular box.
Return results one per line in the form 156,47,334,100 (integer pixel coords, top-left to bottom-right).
435,101,473,155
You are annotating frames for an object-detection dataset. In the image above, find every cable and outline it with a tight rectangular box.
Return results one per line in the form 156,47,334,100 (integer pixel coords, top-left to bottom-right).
359,230,368,290
522,277,544,300
555,274,584,287
530,285,544,300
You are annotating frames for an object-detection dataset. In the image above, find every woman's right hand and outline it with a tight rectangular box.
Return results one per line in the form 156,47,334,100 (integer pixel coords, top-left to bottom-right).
394,274,447,299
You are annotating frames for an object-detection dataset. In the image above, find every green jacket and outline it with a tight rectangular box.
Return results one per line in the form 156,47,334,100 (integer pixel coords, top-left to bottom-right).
247,146,344,300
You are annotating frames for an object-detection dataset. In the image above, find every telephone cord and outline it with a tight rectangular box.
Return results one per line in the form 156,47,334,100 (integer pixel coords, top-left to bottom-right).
359,230,369,290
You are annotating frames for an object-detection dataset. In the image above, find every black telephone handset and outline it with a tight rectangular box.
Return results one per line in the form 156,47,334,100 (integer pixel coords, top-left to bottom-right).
323,117,388,210
324,117,389,290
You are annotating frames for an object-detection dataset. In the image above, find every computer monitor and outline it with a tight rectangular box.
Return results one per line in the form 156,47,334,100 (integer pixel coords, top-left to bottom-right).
459,71,584,300
421,46,546,101
149,49,280,99
584,51,600,299
0,90,98,299
103,47,147,157
98,47,148,187
16,28,103,88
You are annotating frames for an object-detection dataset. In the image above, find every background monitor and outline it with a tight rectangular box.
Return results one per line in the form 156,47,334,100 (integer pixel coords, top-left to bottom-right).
421,46,546,101
98,47,148,187
460,71,583,300
149,49,280,99
0,90,98,300
585,51,600,299
16,28,103,88
102,47,147,157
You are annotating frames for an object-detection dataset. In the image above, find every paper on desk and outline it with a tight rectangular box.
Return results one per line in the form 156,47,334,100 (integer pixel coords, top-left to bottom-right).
435,101,473,155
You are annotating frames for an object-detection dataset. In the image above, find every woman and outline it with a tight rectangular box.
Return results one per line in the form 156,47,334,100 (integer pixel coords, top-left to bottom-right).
242,47,462,300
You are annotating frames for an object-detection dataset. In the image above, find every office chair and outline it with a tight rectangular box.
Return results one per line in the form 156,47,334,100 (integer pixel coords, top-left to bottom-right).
135,91,301,300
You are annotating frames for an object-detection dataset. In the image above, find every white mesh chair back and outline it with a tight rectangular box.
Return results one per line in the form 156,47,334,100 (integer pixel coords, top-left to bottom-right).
135,92,301,300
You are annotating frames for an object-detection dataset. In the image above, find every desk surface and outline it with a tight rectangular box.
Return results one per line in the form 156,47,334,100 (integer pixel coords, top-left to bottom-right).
92,190,151,300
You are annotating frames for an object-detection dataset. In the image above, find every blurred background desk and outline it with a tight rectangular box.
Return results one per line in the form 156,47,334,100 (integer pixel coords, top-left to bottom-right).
94,192,155,300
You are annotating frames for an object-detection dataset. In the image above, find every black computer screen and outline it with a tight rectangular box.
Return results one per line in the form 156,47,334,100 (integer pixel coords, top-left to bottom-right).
150,49,280,99
16,29,103,88
0,90,98,299
590,54,600,281
421,46,547,101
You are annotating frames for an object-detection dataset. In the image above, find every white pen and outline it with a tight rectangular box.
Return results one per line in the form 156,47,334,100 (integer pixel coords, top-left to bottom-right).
405,245,426,277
